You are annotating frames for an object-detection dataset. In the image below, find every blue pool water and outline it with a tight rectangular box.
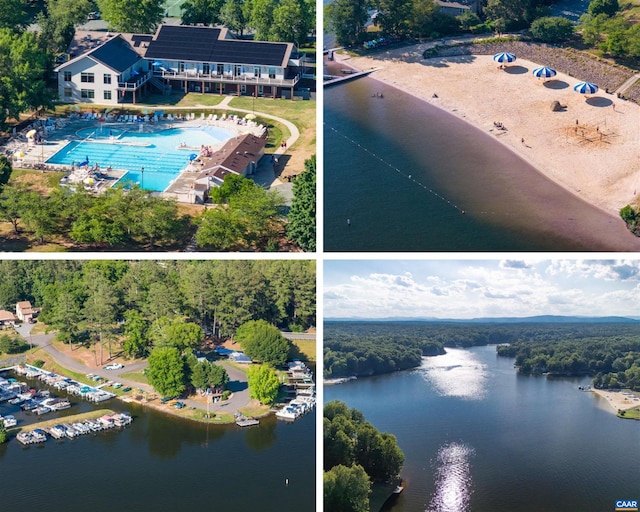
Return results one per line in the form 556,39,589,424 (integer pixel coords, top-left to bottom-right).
47,126,235,191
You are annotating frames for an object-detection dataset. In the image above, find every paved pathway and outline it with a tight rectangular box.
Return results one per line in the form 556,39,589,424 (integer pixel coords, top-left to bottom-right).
14,325,251,415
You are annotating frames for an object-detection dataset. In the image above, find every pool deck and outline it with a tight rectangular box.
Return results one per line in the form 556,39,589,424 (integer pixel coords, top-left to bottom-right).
2,112,271,199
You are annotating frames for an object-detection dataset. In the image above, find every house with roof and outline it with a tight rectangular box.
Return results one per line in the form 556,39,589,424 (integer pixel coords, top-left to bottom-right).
436,0,481,15
16,301,38,323
0,310,16,328
55,34,149,105
55,25,306,104
191,133,266,203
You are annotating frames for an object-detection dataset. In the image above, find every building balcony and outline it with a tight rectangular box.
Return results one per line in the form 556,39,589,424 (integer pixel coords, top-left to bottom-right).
117,71,152,91
153,70,301,87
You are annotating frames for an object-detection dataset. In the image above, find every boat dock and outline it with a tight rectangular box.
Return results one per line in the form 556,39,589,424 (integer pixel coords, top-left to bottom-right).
234,412,259,427
324,68,382,88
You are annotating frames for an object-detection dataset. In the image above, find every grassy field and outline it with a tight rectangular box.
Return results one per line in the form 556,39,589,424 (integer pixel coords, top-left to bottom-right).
619,406,640,419
292,339,316,361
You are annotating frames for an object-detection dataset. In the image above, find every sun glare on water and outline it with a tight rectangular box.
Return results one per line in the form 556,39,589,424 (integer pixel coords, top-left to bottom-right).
417,348,488,400
427,442,475,512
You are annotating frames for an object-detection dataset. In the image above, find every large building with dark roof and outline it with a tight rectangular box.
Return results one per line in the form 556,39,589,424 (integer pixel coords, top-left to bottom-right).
55,25,306,105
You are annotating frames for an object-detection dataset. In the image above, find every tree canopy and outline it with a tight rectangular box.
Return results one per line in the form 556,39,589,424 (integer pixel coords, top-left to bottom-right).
235,319,293,366
324,400,404,509
97,0,164,32
0,29,53,130
246,363,280,405
287,155,316,252
147,346,187,397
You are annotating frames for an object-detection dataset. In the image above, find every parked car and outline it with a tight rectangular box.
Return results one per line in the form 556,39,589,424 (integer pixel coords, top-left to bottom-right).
103,363,124,370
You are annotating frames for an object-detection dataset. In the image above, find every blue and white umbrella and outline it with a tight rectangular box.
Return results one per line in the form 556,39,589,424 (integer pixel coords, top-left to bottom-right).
573,81,598,95
532,66,557,79
493,52,516,64
189,153,198,161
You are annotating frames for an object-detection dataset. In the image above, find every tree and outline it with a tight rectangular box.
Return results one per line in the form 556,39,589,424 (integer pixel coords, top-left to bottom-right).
0,184,27,234
484,0,532,30
0,155,11,188
196,181,285,251
0,0,28,31
83,271,118,366
248,0,277,41
181,0,224,25
324,0,370,46
220,0,249,36
407,0,441,39
588,0,619,17
122,309,150,358
0,422,7,444
246,363,280,405
96,0,164,33
147,346,186,397
149,316,203,353
324,464,371,512
529,16,574,42
236,319,293,366
376,0,413,37
287,155,316,251
619,205,636,225
208,362,229,388
0,30,53,130
270,0,313,45
134,196,183,249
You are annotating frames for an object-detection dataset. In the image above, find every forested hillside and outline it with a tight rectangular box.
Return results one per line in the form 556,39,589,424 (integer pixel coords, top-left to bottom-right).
0,260,316,342
324,321,640,388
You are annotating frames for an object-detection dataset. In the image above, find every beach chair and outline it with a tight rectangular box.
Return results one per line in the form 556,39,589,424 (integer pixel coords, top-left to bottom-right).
200,113,205,120
190,113,195,120
212,114,217,121
207,114,213,121
167,113,173,121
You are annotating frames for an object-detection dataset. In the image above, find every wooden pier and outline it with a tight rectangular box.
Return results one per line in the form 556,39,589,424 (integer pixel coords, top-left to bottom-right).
323,68,382,88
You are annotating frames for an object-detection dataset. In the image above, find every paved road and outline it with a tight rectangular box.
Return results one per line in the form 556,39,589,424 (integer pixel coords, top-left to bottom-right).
14,326,251,415
282,332,316,341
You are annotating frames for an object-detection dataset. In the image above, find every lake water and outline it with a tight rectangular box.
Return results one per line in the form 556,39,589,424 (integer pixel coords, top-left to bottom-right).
323,71,640,251
324,345,639,512
0,381,315,511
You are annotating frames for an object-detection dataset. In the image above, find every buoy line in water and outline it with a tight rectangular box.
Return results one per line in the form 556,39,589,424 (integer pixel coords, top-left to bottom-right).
325,123,467,215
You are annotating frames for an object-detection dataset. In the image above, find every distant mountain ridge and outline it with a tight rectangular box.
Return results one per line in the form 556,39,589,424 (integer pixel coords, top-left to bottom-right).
325,315,639,323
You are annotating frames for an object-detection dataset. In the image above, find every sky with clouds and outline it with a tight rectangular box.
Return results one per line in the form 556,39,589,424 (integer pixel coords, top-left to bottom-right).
324,259,640,319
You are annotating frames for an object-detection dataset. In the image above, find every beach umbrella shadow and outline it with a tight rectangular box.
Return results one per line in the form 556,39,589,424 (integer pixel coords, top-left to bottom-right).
586,96,612,107
504,65,528,74
544,80,569,90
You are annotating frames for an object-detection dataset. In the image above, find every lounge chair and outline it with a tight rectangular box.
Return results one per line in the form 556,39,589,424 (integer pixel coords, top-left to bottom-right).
167,114,173,121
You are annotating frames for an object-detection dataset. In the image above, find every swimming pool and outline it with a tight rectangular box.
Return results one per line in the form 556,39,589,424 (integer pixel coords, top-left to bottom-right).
46,126,235,191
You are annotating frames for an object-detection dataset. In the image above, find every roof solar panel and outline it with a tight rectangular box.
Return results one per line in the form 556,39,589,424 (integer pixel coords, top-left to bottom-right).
145,25,290,67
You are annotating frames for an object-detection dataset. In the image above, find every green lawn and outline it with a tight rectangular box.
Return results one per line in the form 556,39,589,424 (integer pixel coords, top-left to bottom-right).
119,370,148,385
619,406,640,420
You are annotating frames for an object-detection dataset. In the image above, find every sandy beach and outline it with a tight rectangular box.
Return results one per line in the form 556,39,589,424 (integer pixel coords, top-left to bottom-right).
333,48,640,216
592,388,640,412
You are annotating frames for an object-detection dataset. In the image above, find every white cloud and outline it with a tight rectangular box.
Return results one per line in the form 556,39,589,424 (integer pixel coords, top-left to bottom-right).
324,260,640,319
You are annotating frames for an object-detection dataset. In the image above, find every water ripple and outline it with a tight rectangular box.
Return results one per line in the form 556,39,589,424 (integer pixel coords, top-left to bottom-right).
427,442,475,512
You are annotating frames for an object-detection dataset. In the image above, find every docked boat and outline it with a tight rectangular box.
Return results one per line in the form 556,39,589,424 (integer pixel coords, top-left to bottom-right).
33,405,51,415
49,425,66,439
2,415,17,428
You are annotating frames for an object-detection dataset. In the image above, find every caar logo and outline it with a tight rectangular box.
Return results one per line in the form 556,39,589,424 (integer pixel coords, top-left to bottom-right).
615,500,638,511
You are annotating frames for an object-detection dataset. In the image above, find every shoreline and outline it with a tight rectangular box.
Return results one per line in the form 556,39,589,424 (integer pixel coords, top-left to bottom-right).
331,48,640,222
591,388,640,413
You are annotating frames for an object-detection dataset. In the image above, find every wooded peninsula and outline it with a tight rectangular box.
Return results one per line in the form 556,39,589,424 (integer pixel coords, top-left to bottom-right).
324,321,640,391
